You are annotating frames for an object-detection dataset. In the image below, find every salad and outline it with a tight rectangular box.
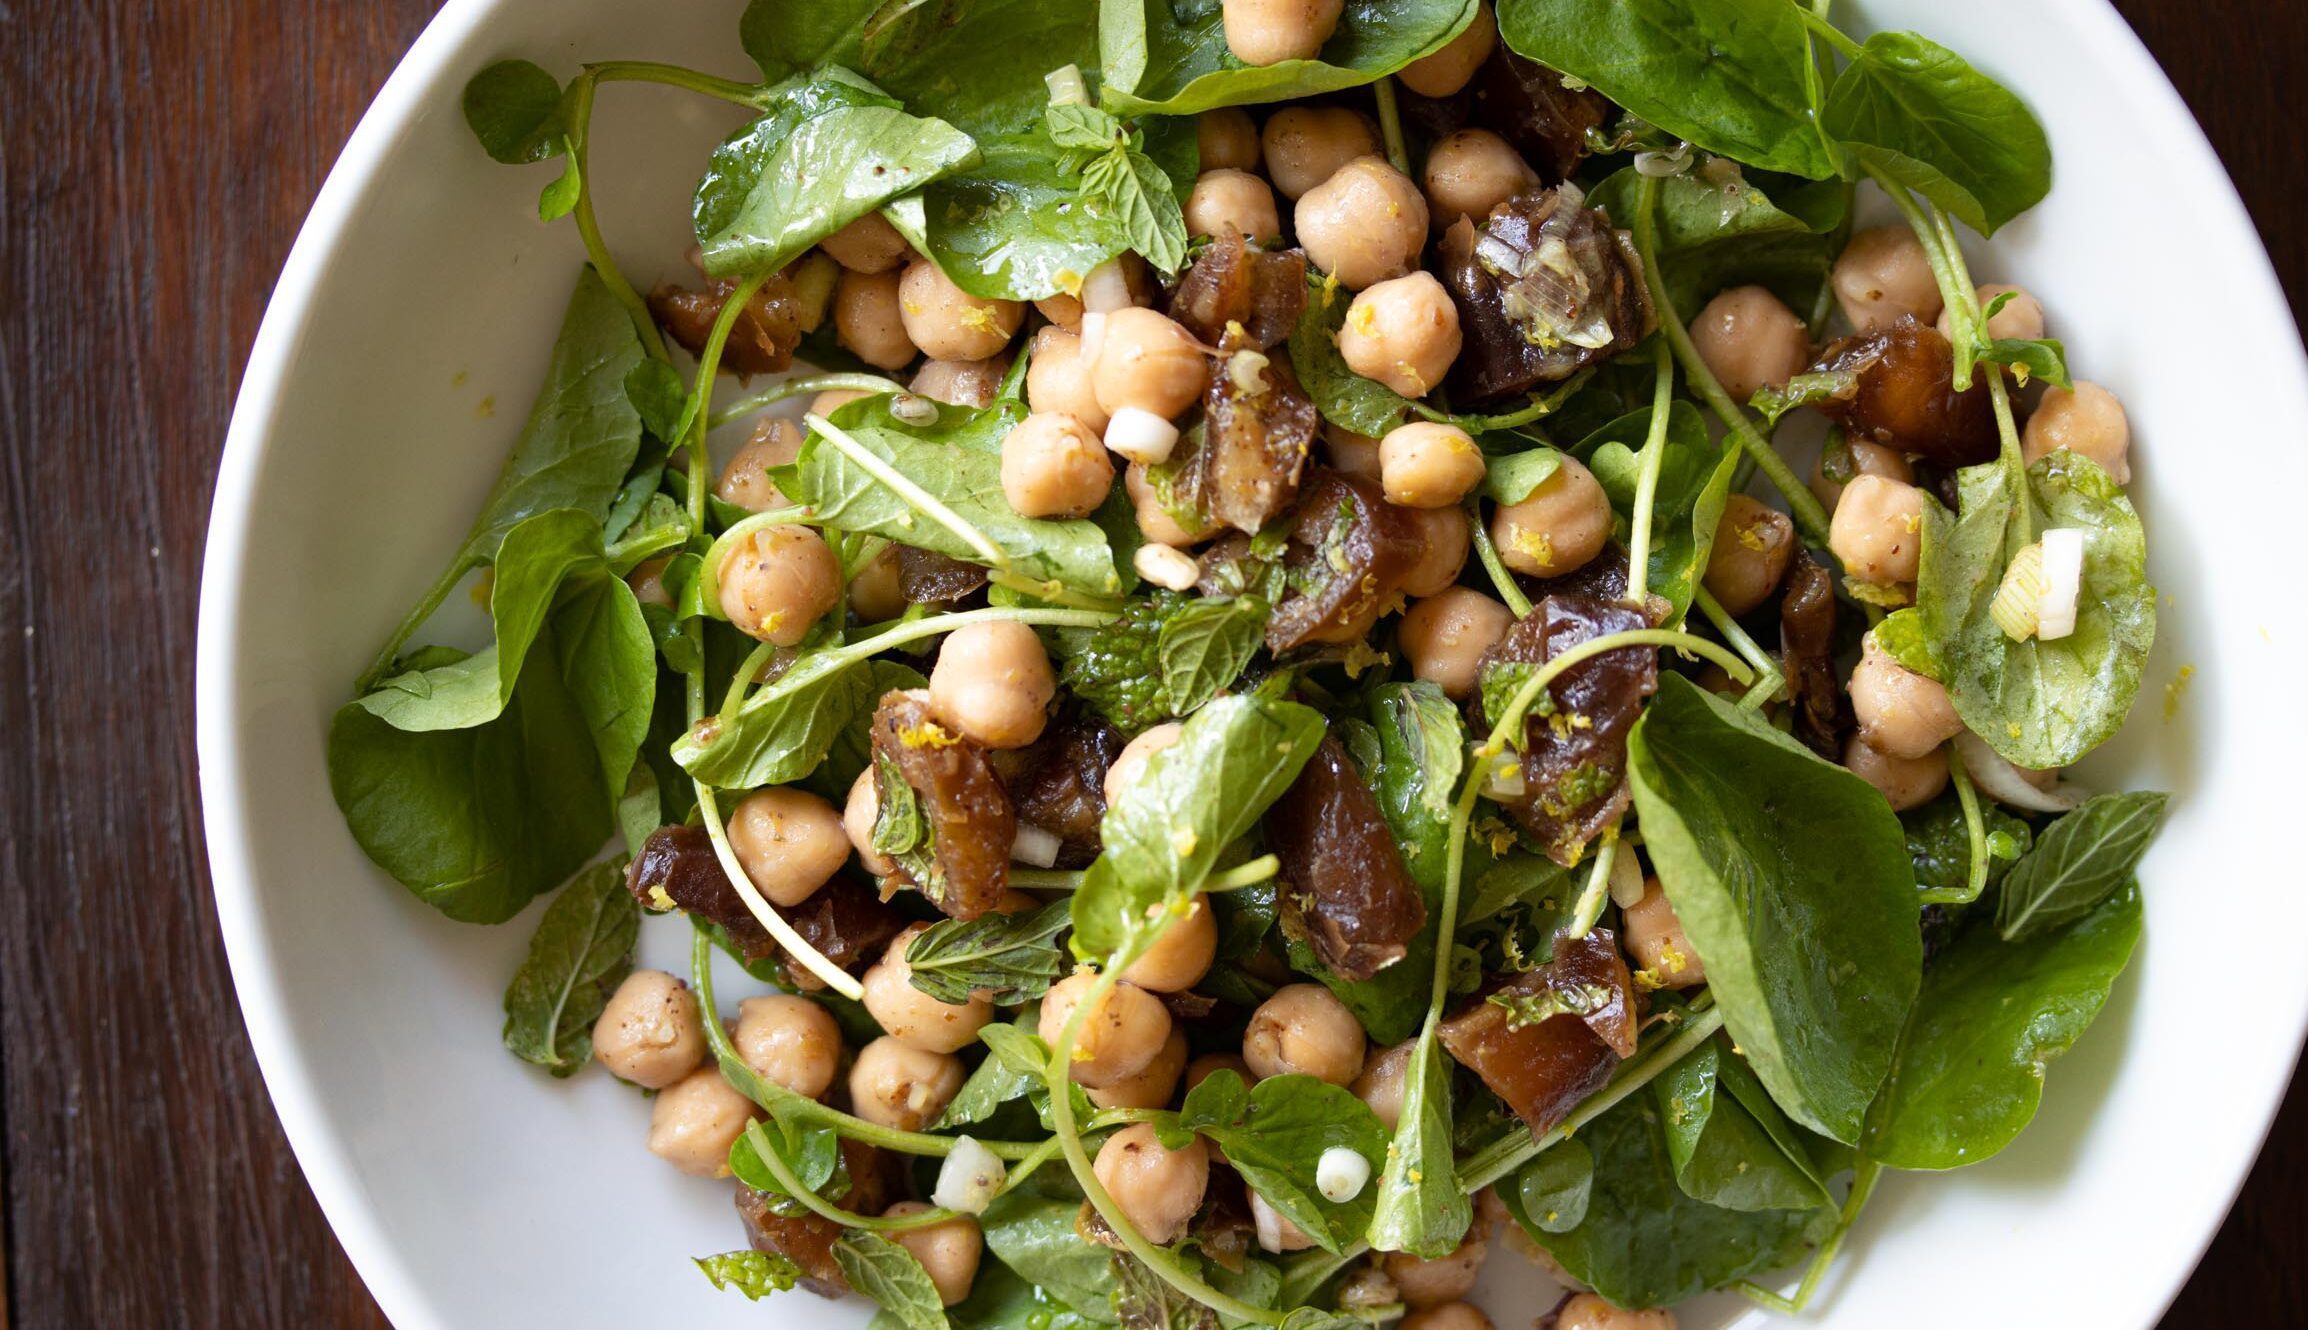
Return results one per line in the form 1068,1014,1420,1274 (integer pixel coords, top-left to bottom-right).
329,0,2169,1325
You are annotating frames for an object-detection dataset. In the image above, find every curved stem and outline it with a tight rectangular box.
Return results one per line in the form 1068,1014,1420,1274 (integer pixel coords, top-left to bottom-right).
1205,854,1279,892
353,556,474,692
1480,629,1754,758
1565,826,1621,937
1694,587,1784,706
1625,339,1675,607
696,784,863,998
710,373,908,430
721,640,781,719
584,60,767,108
1795,7,1864,57
561,74,666,363
728,606,1117,724
1374,77,1411,176
1467,498,1535,618
686,270,774,530
694,506,812,618
1918,748,1991,906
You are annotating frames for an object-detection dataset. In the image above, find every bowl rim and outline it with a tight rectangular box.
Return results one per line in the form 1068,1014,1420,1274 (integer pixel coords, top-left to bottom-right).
194,2,2308,1327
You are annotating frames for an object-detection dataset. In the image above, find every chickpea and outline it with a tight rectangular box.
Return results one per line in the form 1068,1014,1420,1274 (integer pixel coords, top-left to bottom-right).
1093,308,1210,420
1250,1189,1316,1253
732,994,843,1099
1621,879,1703,988
1120,893,1218,992
1555,1293,1676,1330
647,1067,758,1178
1844,734,1948,812
836,269,919,371
812,388,874,418
2023,381,2131,484
1690,286,1810,402
929,621,1057,750
1027,326,1110,434
1184,168,1284,247
1001,412,1115,520
1399,588,1512,700
1186,1051,1252,1091
1353,1040,1413,1131
1261,106,1382,201
727,786,850,907
862,924,996,1054
627,556,674,609
1323,423,1383,479
1421,127,1536,231
1244,983,1366,1086
885,1203,984,1306
1199,108,1262,172
1397,1,1498,97
716,417,802,512
1832,226,1943,333
1827,474,1927,586
1128,464,1209,546
1386,1235,1490,1307
1036,292,1085,328
1039,971,1174,1088
1379,420,1484,507
899,258,1024,363
1809,437,1914,513
911,355,1012,409
1222,0,1344,65
719,524,841,646
1342,275,1464,401
1297,158,1429,291
849,1035,966,1131
1940,282,2046,345
1397,504,1472,598
1850,632,1962,760
1702,494,1796,616
1093,1123,1209,1244
1401,1305,1494,1330
1104,722,1186,806
821,212,912,274
849,546,907,624
1089,1026,1190,1110
1491,454,1611,577
592,969,706,1089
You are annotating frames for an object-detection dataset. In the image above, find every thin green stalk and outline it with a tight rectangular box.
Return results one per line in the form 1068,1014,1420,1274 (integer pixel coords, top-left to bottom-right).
710,373,908,430
1795,7,1864,57
1206,854,1279,892
352,558,475,692
1565,826,1621,937
561,74,666,363
696,783,864,998
1694,586,1783,704
1737,1158,1882,1312
687,270,773,530
584,60,767,107
1918,747,1991,905
1467,499,1534,617
806,413,1005,566
1632,182,1832,547
721,640,781,719
1414,372,1589,431
695,506,812,622
1007,869,1087,890
1374,77,1411,175
725,605,1117,724
739,1121,968,1232
1625,340,1676,607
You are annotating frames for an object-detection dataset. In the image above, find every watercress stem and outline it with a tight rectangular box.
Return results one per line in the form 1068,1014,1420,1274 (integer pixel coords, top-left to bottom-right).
1631,180,1832,547
1204,854,1280,892
695,783,864,997
1739,1157,1882,1312
1694,587,1783,703
709,373,908,430
722,640,780,719
1624,340,1676,608
1917,746,1992,905
560,73,667,363
1565,827,1621,937
694,506,812,616
352,557,474,692
687,270,774,530
1467,499,1535,618
728,605,1117,723
1007,868,1087,889
1795,7,1865,58
583,60,767,108
1374,77,1411,176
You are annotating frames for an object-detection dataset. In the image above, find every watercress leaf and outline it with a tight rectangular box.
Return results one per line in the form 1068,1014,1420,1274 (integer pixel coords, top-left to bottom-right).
1157,596,1269,713
1996,792,2167,942
897,132,1147,302
1583,403,1737,622
1480,447,1566,506
1365,1022,1473,1258
1176,1071,1390,1254
1459,852,1574,927
1749,371,1858,429
499,857,639,1076
934,1260,1107,1330
981,1172,1121,1320
834,1232,953,1330
1917,451,2156,768
1586,167,1846,313
1653,1039,1832,1212
1288,276,1415,438
1901,789,2030,897
603,493,691,576
1070,694,1326,959
1975,337,2072,391
791,411,1123,600
695,1249,804,1301
905,899,1074,1005
462,60,568,165
1101,0,1477,116
1515,1136,1593,1233
671,649,882,789
1822,33,2052,236
728,1114,842,1199
1626,674,1922,1143
936,1014,1046,1129
624,359,693,445
1865,883,2142,1169
329,642,615,924
1112,1252,1218,1330
738,0,880,83
1495,0,1834,179
1503,1093,1830,1307
746,0,1100,136
538,152,582,222
694,72,980,279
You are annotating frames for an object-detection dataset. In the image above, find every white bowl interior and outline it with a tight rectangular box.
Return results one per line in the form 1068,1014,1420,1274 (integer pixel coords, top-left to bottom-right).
197,2,2308,1326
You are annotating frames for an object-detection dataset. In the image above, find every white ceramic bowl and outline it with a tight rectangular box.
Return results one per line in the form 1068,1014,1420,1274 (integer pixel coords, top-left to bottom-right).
197,2,2308,1326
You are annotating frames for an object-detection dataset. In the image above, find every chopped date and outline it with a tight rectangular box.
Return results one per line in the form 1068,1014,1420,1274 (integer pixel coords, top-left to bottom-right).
625,824,899,982
870,690,1015,920
736,1138,899,1296
649,273,806,379
1440,184,1653,405
1779,557,1852,757
1007,706,1125,869
1439,930,1639,1137
1806,321,1998,466
1265,734,1428,981
1198,469,1420,651
1167,231,1308,350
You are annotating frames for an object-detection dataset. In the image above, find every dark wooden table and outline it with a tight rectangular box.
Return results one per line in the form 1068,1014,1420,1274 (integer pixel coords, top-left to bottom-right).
1,2,2299,1325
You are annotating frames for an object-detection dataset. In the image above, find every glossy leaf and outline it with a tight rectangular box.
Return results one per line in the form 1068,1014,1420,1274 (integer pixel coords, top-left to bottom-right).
1587,166,1847,313
1653,1039,1833,1212
1582,403,1738,622
1101,0,1479,117
905,899,1073,1004
1170,1070,1390,1254
1996,792,2167,942
1822,32,2052,236
1365,1022,1473,1258
744,0,1100,136
462,60,568,164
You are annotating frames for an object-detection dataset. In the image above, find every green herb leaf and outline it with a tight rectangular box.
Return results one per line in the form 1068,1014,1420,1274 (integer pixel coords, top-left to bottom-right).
1864,884,2142,1168
886,128,1152,301
1495,0,1834,179
936,1013,1046,1129
1101,0,1478,117
744,0,1100,137
694,70,979,279
834,1232,954,1330
1626,674,1922,1143
1653,1038,1833,1212
1174,1071,1390,1254
1901,789,2030,897
1976,338,2072,390
981,1172,1120,1319
1053,593,1265,733
918,1260,1107,1330
1587,167,1849,314
1583,402,1738,622
695,1249,804,1300
462,60,569,164
1515,1138,1593,1233
1749,371,1858,428
906,899,1074,1004
1479,447,1566,506
1365,1022,1473,1257
1112,1251,1218,1330
499,858,639,1076
1822,32,2053,236
1157,597,1269,714
1996,792,2167,942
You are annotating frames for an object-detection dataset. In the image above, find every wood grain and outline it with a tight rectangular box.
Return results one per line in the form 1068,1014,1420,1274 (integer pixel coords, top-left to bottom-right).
0,1,2297,1326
